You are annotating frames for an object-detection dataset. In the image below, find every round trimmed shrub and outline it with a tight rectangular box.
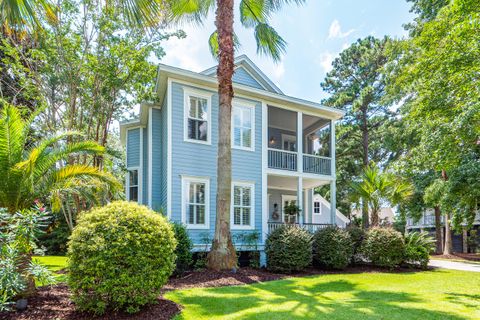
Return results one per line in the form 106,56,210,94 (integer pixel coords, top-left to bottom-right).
172,222,193,276
265,226,312,273
312,226,353,269
361,227,405,268
347,225,366,264
67,201,177,314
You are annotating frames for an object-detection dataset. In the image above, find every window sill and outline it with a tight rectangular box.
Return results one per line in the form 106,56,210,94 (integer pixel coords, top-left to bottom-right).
186,224,210,230
231,225,255,231
184,138,211,146
232,145,255,152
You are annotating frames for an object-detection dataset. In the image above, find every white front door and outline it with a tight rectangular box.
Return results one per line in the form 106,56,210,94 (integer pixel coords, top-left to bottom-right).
282,195,298,223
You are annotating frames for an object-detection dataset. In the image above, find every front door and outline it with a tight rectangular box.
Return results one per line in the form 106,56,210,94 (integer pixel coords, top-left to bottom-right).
282,195,298,223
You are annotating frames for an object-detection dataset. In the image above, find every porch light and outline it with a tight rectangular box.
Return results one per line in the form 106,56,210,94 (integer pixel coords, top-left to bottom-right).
269,136,276,145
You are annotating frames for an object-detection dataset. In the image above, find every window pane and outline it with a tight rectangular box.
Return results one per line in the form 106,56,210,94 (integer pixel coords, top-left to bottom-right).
196,183,205,204
234,207,241,225
198,98,208,120
188,119,198,140
234,186,241,205
189,183,195,203
198,121,208,141
188,204,195,224
189,97,197,118
242,108,252,128
242,128,251,148
233,127,241,146
242,208,250,226
233,108,241,126
129,186,138,202
242,187,251,206
197,205,205,224
129,170,138,186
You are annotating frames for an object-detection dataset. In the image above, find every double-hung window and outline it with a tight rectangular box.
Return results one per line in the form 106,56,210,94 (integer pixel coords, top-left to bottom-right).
182,176,209,229
231,182,255,229
232,103,254,150
128,170,139,202
184,89,212,144
313,201,321,214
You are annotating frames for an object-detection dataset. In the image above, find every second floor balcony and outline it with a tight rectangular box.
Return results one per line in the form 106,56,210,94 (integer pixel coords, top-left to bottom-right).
267,106,333,176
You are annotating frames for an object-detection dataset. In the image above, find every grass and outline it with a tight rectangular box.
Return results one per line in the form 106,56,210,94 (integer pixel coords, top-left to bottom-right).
165,270,480,320
33,255,68,283
35,256,480,319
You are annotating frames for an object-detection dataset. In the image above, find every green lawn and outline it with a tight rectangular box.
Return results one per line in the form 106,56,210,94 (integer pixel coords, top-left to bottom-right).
33,255,68,283
165,270,480,320
34,257,480,319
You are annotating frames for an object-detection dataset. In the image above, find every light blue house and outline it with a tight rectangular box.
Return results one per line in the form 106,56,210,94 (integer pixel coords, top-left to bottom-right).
120,55,347,251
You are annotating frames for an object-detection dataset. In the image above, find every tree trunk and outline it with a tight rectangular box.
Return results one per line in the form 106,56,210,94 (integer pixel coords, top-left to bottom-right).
434,206,442,254
443,213,452,255
361,111,369,229
370,208,379,227
206,0,237,271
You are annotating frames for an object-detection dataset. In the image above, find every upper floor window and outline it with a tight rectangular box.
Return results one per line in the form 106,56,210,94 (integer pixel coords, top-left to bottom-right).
184,88,212,144
182,176,210,229
313,201,320,214
232,102,255,151
128,169,138,202
231,182,255,229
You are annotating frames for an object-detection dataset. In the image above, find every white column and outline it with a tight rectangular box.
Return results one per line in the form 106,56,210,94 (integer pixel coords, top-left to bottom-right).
297,111,303,173
298,176,303,224
261,103,268,244
330,119,336,225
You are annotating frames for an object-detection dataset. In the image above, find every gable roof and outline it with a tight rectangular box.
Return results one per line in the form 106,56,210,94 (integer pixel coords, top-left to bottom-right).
201,55,283,94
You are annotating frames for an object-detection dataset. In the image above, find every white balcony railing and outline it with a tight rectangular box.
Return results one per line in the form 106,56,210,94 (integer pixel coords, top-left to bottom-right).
268,148,297,171
303,154,331,175
267,222,332,234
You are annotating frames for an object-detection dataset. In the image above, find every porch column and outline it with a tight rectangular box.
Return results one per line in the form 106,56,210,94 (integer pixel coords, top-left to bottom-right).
298,176,303,224
297,111,303,173
330,119,336,225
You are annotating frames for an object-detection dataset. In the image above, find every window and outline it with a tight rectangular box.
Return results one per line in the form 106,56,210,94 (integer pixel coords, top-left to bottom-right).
313,201,320,214
128,170,138,202
232,104,254,150
184,89,212,144
232,182,255,229
182,176,209,229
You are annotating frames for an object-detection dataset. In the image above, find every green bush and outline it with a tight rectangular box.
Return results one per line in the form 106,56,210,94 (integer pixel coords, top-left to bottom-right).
361,227,405,268
312,226,353,270
68,201,176,315
265,226,312,273
404,231,435,269
346,225,365,264
172,222,193,276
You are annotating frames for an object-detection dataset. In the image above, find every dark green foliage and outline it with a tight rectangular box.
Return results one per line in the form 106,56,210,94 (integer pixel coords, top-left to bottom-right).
361,227,405,268
68,201,176,315
312,226,353,270
404,231,435,269
37,217,70,255
172,222,193,276
346,225,365,264
265,226,312,273
467,230,479,253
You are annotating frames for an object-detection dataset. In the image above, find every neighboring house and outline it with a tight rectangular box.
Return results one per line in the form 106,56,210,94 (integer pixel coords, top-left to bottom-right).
120,55,345,252
406,210,480,253
351,207,395,225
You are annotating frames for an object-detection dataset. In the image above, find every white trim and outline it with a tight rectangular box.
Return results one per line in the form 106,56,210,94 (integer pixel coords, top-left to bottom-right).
148,108,153,208
167,79,173,219
126,167,140,202
230,181,256,230
183,87,213,145
281,194,298,223
231,99,256,152
139,128,143,204
261,102,268,243
181,175,210,230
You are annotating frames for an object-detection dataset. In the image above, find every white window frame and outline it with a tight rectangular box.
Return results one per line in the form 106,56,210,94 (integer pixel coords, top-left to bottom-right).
126,167,140,202
231,181,255,230
281,134,297,152
232,100,255,151
183,87,213,145
313,201,321,215
181,175,210,229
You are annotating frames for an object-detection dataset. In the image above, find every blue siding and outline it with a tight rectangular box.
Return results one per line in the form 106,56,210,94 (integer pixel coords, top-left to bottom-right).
126,128,140,167
142,127,148,204
160,98,168,210
169,82,263,245
151,108,163,212
233,67,264,90
268,189,296,221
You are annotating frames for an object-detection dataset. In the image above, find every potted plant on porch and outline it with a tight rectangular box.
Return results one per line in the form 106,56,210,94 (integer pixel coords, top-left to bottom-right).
284,201,301,224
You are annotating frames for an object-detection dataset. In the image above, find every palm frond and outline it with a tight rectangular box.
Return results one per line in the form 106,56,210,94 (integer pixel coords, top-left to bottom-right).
240,0,271,28
168,0,215,25
0,0,57,32
254,23,286,62
208,30,241,59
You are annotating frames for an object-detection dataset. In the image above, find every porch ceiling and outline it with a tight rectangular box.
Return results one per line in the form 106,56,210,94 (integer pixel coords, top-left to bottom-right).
268,175,330,191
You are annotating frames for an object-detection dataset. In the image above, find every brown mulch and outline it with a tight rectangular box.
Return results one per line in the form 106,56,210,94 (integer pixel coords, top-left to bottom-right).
0,265,428,320
432,253,480,262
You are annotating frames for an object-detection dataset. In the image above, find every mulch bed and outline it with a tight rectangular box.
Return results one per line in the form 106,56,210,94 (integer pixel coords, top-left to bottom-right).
432,253,480,262
0,265,427,320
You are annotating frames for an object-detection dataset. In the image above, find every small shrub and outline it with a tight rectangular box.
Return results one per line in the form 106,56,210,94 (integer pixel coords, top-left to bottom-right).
68,201,176,315
172,222,193,276
312,226,353,269
346,225,365,264
404,231,435,269
361,227,405,268
265,226,312,273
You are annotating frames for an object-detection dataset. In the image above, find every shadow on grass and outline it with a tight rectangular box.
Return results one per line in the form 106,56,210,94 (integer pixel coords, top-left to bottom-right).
445,292,480,309
170,278,470,320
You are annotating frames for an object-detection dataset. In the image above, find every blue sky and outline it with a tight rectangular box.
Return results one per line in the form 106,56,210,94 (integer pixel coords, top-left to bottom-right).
161,0,414,102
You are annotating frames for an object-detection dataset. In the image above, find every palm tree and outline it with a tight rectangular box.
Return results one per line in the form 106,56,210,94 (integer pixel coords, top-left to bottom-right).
351,163,413,227
0,100,119,213
169,0,304,270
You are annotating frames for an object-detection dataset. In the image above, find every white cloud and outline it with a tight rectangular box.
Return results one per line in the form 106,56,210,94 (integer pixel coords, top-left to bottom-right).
328,20,355,39
316,52,335,73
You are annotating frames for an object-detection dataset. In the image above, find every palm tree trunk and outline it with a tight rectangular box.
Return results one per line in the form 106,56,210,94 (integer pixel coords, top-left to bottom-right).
434,206,442,254
206,0,237,271
444,213,452,255
370,208,379,227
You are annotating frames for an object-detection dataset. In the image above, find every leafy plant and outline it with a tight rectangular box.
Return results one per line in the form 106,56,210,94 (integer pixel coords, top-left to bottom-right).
346,225,365,264
68,201,176,315
265,226,312,273
172,222,193,276
283,201,301,224
404,231,435,269
361,227,405,268
313,226,353,270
